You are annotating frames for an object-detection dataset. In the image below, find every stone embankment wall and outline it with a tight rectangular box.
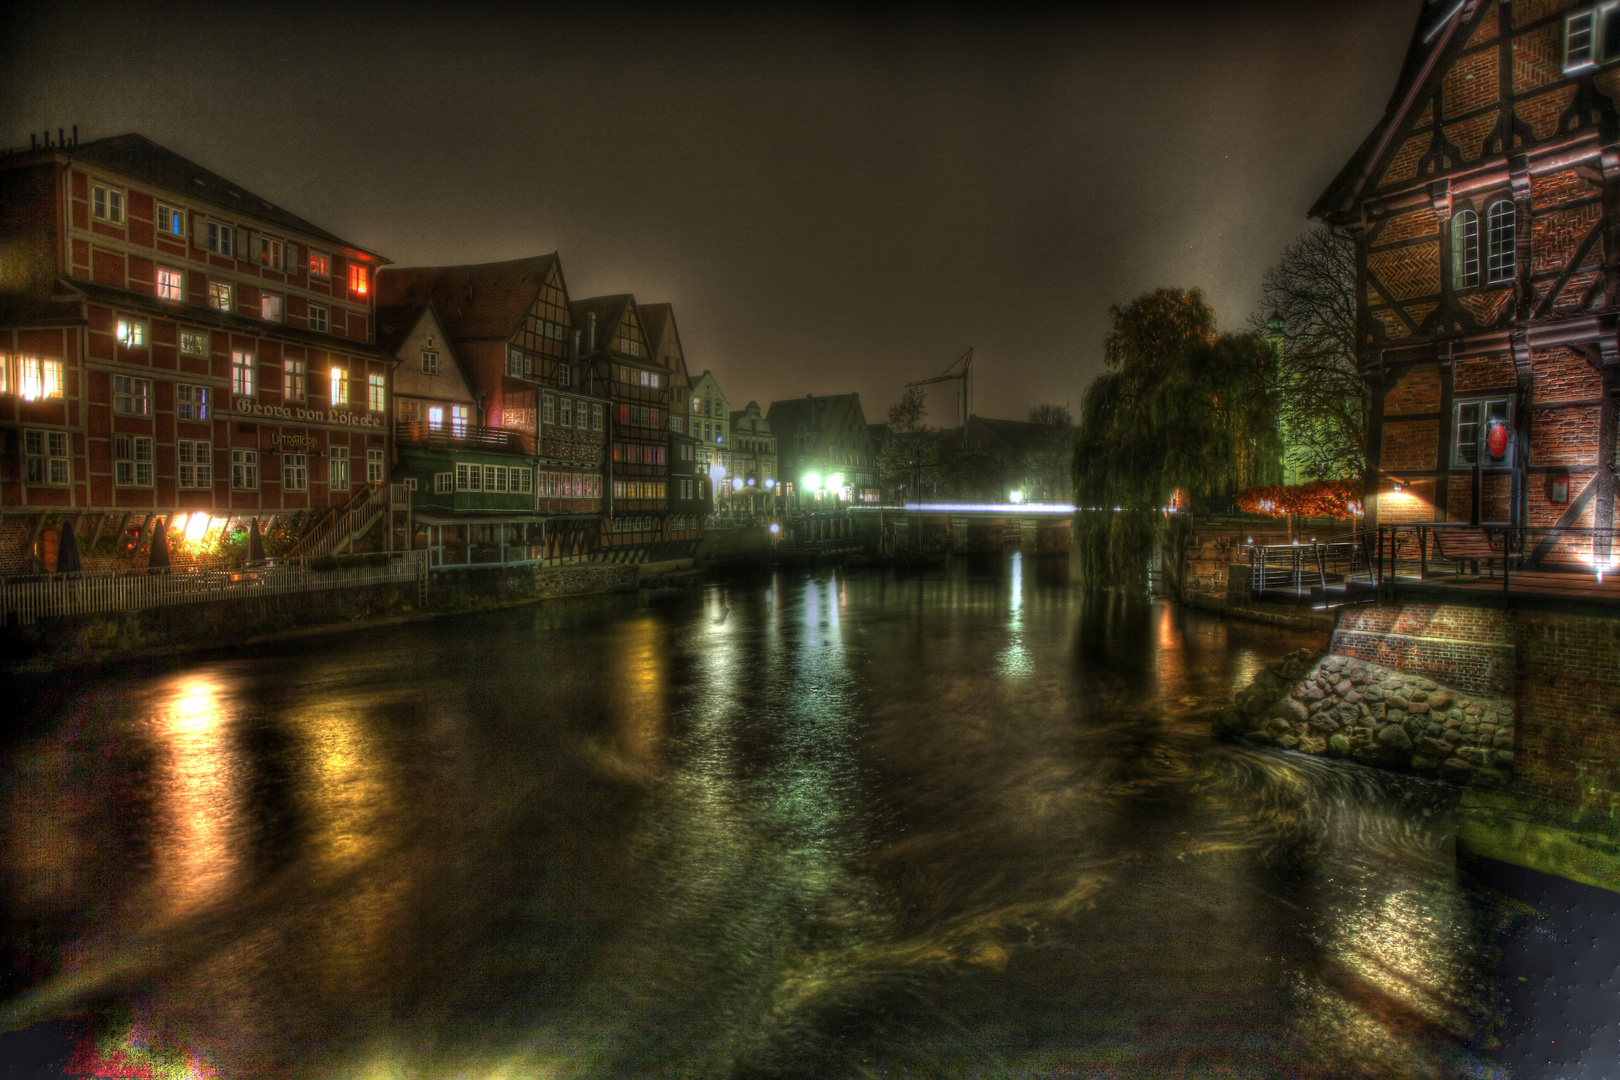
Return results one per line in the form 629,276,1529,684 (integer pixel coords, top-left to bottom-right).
1331,604,1515,699
1212,647,1515,785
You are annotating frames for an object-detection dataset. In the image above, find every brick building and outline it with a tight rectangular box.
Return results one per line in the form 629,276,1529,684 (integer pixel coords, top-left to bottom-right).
0,133,393,570
641,303,710,536
1311,0,1618,563
766,393,879,505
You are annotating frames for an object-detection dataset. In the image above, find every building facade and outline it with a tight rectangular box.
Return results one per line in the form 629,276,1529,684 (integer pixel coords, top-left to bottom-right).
0,133,393,570
766,393,879,505
728,400,779,513
1312,0,1619,560
642,303,710,536
688,370,732,493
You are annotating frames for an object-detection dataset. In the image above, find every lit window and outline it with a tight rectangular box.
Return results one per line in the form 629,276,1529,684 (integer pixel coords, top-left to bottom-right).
178,440,211,489
208,281,232,311
113,374,152,415
114,434,154,487
1450,210,1479,289
368,372,386,412
309,250,330,278
1454,397,1513,468
116,319,147,348
367,448,385,484
283,453,308,491
283,357,305,401
452,405,468,435
261,294,283,322
157,267,184,302
330,366,348,405
231,448,258,490
257,236,288,272
421,350,438,375
231,350,256,397
23,430,71,485
309,304,328,333
1485,201,1515,284
329,445,350,486
92,184,124,223
18,357,63,400
428,406,444,428
177,384,209,421
157,204,185,236
348,264,368,295
206,222,233,257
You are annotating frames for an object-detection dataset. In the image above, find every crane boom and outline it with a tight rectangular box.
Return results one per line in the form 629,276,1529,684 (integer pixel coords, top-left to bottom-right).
905,347,973,442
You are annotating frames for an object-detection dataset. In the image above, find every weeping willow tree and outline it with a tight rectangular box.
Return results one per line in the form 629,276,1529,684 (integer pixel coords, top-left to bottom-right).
1073,288,1283,587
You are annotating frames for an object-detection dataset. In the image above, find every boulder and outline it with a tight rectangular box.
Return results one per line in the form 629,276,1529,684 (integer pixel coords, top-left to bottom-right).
1492,732,1515,750
1375,724,1414,754
1408,702,1430,715
1410,754,1440,773
1349,671,1368,686
1409,690,1429,704
1464,705,1482,717
1362,686,1385,702
1428,689,1454,710
1343,690,1364,705
1267,698,1310,724
1425,723,1444,739
1478,723,1496,738
1266,717,1294,736
1494,750,1514,768
1242,694,1268,717
1308,714,1341,734
1443,716,1463,730
1304,686,1326,702
1416,678,1438,691
1327,734,1351,757
1457,746,1492,766
1334,703,1361,726
1299,735,1327,755
1385,694,1411,712
1242,730,1274,745
1275,735,1300,750
1440,757,1473,783
1417,736,1452,758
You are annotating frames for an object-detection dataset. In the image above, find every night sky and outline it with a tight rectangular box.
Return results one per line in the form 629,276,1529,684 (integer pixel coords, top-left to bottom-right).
3,1,1415,423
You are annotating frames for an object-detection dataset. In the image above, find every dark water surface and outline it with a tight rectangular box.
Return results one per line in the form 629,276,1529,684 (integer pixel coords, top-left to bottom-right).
1,553,1526,1077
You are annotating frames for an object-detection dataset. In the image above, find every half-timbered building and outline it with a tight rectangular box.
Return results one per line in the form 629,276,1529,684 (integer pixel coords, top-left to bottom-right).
0,133,393,571
766,393,880,505
641,303,710,539
1313,0,1619,564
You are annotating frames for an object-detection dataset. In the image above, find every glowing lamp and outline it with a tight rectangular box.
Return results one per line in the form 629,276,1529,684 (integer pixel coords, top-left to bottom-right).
769,523,780,534
830,473,845,491
804,472,822,491
764,478,775,489
731,477,744,491
746,477,756,487
1010,490,1023,504
708,463,726,482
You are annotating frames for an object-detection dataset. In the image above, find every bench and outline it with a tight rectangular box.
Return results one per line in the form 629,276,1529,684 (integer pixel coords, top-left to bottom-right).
1432,527,1503,579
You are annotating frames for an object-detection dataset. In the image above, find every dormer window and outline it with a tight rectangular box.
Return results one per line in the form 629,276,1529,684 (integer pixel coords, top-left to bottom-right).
1485,201,1516,284
1451,210,1479,288
1564,4,1620,72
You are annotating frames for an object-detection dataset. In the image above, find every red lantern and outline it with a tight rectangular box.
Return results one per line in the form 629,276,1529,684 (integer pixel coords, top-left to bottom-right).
1486,420,1509,459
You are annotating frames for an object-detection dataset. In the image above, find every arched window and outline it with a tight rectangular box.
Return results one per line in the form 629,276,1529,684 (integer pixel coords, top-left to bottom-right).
1451,209,1479,288
1486,200,1516,284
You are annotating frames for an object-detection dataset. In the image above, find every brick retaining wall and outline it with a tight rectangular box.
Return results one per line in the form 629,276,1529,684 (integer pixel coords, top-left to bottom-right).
1331,603,1516,698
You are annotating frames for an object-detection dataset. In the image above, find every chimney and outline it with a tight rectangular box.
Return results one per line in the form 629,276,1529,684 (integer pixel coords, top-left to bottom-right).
571,330,581,360
587,312,596,353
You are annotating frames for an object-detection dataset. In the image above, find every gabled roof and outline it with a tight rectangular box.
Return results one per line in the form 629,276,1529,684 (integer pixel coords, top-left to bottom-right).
64,134,380,257
1309,1,1471,222
569,293,639,356
377,254,561,342
765,393,871,458
375,300,456,359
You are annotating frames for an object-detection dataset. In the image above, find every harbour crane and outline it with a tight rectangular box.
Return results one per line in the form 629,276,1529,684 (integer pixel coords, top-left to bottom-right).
905,348,973,446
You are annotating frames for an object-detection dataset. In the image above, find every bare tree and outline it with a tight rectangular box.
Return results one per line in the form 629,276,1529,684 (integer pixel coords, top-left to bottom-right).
879,386,932,502
1024,404,1074,502
1255,226,1367,485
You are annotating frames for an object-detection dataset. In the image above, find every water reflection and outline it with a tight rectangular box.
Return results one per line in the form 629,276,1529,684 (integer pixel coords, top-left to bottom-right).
0,552,1521,1078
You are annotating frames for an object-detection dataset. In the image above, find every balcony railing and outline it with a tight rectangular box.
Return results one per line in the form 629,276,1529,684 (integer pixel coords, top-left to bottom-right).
396,421,534,455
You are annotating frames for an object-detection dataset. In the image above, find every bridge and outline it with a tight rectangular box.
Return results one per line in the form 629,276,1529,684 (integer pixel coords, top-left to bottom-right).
837,502,1076,558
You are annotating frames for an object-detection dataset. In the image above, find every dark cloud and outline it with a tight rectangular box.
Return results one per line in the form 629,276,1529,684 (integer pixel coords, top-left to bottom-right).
1,0,1416,421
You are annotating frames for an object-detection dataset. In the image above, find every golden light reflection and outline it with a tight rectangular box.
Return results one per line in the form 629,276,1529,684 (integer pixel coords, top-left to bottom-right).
150,674,244,920
598,615,667,783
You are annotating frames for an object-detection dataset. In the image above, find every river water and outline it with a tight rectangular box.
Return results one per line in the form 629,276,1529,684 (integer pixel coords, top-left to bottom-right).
1,552,1523,1077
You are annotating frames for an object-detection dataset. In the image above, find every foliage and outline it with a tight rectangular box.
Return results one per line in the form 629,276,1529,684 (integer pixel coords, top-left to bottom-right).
1255,226,1367,484
1235,479,1363,519
1074,288,1283,587
877,386,934,501
1022,404,1074,503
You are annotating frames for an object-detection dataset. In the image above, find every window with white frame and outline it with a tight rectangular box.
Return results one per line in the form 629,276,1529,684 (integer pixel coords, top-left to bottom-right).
455,462,481,491
309,250,330,278
283,452,308,491
348,264,368,296
116,319,147,349
260,293,283,322
398,399,420,423
330,366,348,405
157,204,185,237
177,384,209,421
1453,397,1514,468
180,331,208,357
17,357,63,401
92,183,124,223
1450,209,1480,289
329,445,350,486
231,350,256,397
113,374,152,415
283,357,305,401
434,472,453,494
257,236,290,272
178,440,211,488
421,350,438,375
366,448,384,483
577,401,592,430
24,430,71,485
206,221,235,257
1564,4,1620,71
115,434,154,486
670,415,684,434
156,267,185,302
542,394,555,425
452,405,468,434
368,373,385,412
1485,201,1516,284
208,281,232,311
308,304,328,333
560,398,573,427
558,363,571,388
231,448,258,489
592,403,604,432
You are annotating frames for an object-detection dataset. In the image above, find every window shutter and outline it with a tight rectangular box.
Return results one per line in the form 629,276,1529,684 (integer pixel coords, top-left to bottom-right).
283,241,297,273
234,228,249,262
192,214,207,249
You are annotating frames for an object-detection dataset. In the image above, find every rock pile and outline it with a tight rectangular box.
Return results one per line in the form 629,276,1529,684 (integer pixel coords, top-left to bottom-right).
1211,649,1516,786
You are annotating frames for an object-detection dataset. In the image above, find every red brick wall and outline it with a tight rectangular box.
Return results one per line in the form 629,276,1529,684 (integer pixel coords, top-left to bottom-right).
1385,364,1442,414
1368,242,1442,301
1377,477,1437,523
1444,47,1500,117
1332,602,1516,697
1532,347,1604,402
1455,353,1516,393
1382,419,1440,471
1530,406,1600,467
1512,612,1620,818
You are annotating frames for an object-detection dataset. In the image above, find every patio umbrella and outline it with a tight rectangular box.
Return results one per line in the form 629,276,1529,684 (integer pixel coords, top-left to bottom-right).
57,519,83,576
147,516,171,573
248,517,265,563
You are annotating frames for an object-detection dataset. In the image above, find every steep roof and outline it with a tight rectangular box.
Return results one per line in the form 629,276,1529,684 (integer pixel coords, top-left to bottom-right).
377,254,561,342
765,393,871,458
639,302,670,356
1309,1,1471,222
64,134,380,256
958,414,1047,453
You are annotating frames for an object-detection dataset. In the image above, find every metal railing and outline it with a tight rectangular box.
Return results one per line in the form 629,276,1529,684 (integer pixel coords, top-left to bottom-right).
1372,522,1619,603
395,421,535,455
1247,534,1375,601
1,550,428,625
283,484,389,560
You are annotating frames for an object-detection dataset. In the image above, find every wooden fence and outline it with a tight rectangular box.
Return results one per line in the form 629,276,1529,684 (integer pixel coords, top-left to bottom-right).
1,550,428,626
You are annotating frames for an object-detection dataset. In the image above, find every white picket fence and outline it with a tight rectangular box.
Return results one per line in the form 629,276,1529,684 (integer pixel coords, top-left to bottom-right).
1,550,428,625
